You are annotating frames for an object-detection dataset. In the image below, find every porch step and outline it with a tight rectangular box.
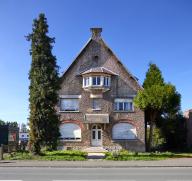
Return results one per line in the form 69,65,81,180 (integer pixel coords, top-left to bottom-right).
87,152,106,159
83,147,108,153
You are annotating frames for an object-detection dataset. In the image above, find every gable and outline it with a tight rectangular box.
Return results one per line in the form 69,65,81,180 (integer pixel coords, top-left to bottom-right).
60,29,142,94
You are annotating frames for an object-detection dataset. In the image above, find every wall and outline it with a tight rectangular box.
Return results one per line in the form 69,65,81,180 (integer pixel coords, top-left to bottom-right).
58,37,145,152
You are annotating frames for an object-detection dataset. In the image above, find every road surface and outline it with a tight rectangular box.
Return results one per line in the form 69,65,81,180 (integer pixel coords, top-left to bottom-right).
0,167,192,181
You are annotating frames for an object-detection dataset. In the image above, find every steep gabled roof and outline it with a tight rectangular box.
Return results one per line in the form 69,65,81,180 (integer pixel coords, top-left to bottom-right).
99,38,142,89
80,67,118,76
61,38,92,78
60,28,142,89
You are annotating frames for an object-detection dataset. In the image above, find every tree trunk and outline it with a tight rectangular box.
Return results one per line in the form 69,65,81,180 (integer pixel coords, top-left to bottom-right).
147,111,157,152
144,110,149,152
148,121,154,152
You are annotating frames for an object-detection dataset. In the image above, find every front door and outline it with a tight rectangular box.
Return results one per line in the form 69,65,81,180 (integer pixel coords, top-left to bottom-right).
91,125,102,146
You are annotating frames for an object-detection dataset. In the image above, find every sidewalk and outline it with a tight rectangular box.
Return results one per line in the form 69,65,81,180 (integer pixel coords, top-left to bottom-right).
0,158,192,167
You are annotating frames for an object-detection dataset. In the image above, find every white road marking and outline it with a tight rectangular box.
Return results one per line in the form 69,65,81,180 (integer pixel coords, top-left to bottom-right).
53,180,135,181
167,180,192,181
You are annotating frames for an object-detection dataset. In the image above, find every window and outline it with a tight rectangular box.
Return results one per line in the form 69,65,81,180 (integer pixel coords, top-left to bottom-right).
114,98,133,111
104,77,110,86
60,99,79,111
83,76,111,88
84,77,90,87
112,123,137,140
92,99,101,110
92,76,101,86
60,123,81,141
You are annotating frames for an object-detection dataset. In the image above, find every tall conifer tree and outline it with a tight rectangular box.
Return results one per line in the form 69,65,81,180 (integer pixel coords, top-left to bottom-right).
27,13,60,154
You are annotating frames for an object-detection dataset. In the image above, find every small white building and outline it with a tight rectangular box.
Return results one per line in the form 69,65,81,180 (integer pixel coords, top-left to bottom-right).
19,132,29,142
19,123,29,143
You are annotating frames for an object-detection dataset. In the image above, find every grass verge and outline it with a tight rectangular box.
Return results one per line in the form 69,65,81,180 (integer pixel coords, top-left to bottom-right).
105,150,192,161
4,150,87,161
4,150,192,161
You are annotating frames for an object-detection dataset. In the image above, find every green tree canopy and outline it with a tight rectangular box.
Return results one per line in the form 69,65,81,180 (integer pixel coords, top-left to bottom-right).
0,119,5,126
143,63,164,88
134,63,181,151
0,120,18,127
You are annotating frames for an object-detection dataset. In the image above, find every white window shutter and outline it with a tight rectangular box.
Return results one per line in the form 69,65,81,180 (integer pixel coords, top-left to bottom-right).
112,123,137,140
60,123,81,140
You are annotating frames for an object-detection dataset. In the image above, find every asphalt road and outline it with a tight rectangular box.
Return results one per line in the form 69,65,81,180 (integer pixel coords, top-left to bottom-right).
0,167,192,181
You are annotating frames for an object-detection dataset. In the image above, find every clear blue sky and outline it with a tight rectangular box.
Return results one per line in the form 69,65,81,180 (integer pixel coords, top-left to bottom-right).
0,0,192,124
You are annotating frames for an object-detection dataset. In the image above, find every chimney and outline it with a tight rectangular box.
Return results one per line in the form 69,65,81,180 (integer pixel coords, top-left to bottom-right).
90,28,102,39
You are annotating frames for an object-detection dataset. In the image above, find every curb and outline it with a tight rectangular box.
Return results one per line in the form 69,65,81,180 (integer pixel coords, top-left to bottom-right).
0,165,192,168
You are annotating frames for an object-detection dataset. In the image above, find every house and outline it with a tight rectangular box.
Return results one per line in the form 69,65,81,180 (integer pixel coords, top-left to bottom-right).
0,124,19,152
184,109,192,147
19,123,29,143
57,28,145,152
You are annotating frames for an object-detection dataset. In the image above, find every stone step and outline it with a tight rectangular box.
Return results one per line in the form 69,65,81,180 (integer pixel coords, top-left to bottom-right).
83,147,108,153
87,152,106,159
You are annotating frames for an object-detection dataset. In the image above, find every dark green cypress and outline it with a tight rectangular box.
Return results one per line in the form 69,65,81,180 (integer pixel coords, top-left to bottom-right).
27,13,60,154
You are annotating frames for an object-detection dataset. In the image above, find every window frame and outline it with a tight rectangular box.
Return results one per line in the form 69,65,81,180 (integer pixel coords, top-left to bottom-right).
92,76,101,86
60,98,79,112
60,123,81,141
104,76,110,86
114,98,134,112
84,77,90,87
92,99,101,111
112,123,137,140
83,76,111,87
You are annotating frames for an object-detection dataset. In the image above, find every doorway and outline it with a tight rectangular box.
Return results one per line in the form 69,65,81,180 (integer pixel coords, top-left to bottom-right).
91,125,102,146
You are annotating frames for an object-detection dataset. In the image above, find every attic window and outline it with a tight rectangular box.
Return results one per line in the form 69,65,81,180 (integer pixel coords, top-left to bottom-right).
93,56,99,64
108,48,112,54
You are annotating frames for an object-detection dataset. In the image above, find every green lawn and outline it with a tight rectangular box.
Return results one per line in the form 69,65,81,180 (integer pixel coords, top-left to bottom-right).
4,150,87,161
4,150,192,161
105,150,192,161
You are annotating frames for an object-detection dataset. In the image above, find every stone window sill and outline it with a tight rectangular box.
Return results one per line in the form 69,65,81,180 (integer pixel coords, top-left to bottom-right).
92,109,101,111
59,111,80,113
112,139,138,142
113,111,135,113
60,139,82,142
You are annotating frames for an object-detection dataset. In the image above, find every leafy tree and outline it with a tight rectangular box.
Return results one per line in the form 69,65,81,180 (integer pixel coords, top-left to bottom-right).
159,114,187,150
7,122,18,127
0,120,18,127
0,119,5,126
156,85,185,150
143,63,164,88
27,13,60,154
161,83,181,118
134,63,180,151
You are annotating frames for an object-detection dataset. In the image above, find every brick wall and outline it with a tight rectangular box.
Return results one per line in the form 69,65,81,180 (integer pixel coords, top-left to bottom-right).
57,35,145,152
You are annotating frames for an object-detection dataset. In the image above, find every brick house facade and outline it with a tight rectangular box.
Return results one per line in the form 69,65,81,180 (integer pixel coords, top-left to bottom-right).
57,28,145,152
184,109,192,147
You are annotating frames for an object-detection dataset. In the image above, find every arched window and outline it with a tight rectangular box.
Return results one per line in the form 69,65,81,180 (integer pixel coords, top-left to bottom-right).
60,123,81,141
112,123,137,140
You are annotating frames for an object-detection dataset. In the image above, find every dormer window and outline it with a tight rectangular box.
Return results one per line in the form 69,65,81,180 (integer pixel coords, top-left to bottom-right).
81,67,117,94
104,77,110,86
83,76,110,88
84,77,90,87
92,76,101,86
